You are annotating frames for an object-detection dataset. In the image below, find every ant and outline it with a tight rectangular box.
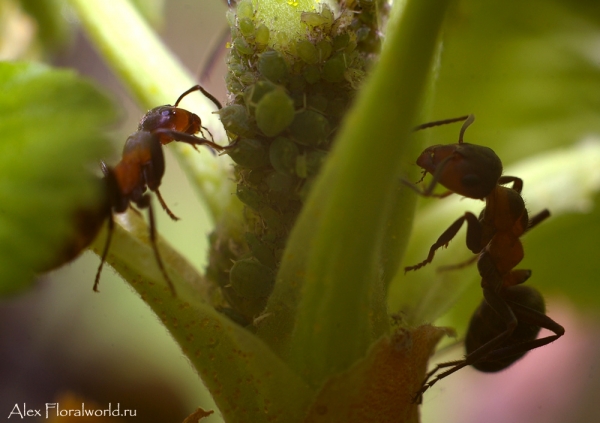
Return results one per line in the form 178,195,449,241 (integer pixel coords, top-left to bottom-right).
404,115,564,402
404,115,549,273
44,85,232,296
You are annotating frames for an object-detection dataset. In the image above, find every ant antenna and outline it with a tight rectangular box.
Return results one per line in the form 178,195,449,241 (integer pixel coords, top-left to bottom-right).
175,84,223,110
458,114,475,144
412,115,470,132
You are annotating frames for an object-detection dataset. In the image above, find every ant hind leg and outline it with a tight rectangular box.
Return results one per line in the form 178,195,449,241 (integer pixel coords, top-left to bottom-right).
141,194,177,296
93,215,115,292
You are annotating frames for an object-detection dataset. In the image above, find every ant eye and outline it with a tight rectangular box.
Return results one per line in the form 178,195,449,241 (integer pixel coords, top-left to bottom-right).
161,110,171,117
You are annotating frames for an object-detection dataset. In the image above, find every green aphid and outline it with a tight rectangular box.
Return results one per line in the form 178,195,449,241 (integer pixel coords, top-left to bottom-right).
258,51,288,83
255,89,295,137
269,137,299,176
290,110,330,146
229,258,275,300
218,104,255,137
227,138,270,169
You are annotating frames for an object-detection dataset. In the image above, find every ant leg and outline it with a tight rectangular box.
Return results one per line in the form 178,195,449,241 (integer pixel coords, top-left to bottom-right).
412,357,468,403
498,175,523,193
93,214,114,292
526,209,550,233
154,129,225,152
156,129,240,152
140,194,177,296
437,254,479,272
405,212,481,272
416,288,518,397
154,188,180,221
484,300,565,362
402,154,456,198
402,178,454,198
412,115,470,132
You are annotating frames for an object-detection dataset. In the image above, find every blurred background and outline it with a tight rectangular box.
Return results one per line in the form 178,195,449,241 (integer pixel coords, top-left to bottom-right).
1,1,600,422
1,1,229,422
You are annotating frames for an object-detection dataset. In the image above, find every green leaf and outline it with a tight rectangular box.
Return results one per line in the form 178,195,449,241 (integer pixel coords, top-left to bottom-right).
0,61,116,295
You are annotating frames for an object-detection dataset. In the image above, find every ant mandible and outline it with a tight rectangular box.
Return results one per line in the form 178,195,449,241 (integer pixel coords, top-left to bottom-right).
404,115,564,402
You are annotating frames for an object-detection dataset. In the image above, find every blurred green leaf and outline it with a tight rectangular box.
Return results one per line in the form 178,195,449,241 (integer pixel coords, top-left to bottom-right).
0,61,116,295
18,0,73,52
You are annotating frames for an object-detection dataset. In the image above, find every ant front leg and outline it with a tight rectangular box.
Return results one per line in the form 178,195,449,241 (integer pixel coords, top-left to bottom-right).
153,129,235,153
405,212,482,272
403,154,456,198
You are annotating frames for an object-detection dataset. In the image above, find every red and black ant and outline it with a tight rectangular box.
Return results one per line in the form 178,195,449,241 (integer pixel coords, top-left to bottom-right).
404,115,564,402
44,85,232,296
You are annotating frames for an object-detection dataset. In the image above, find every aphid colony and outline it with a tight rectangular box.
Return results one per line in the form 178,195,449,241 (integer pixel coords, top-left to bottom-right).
206,0,384,324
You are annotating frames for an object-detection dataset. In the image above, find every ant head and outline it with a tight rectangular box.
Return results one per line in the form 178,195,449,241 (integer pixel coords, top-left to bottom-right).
416,143,503,199
138,106,201,143
413,114,503,198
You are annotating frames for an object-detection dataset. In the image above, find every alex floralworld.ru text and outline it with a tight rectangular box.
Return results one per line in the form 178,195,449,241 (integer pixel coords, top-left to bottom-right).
8,403,136,418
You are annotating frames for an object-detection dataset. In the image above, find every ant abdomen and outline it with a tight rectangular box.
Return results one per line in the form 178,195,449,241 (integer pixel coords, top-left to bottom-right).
466,285,545,373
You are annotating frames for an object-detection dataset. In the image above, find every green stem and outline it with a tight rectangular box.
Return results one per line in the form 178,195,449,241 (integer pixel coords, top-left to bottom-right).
262,0,452,386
